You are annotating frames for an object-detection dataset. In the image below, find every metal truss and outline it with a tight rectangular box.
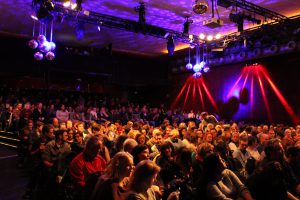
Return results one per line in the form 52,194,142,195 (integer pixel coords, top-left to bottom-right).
218,0,288,22
53,4,204,46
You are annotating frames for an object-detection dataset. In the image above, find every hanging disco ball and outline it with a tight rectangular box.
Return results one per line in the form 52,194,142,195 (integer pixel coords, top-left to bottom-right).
39,41,51,53
186,63,193,70
193,63,201,72
49,41,56,51
37,34,47,44
203,66,210,73
192,0,208,14
46,51,55,60
34,52,43,61
28,39,38,49
199,61,206,70
193,72,202,78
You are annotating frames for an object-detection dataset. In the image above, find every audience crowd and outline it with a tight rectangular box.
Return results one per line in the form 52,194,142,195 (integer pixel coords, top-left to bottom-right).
0,88,300,200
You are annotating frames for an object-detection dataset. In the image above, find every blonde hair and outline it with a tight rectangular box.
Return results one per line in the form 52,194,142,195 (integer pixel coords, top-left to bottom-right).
104,152,133,181
129,160,160,193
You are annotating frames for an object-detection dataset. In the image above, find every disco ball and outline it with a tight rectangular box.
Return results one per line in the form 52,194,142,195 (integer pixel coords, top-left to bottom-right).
186,63,193,70
193,72,202,78
203,66,210,73
193,63,201,73
192,0,208,14
37,34,47,44
28,39,38,49
39,41,51,53
34,52,43,61
46,51,55,60
49,42,56,51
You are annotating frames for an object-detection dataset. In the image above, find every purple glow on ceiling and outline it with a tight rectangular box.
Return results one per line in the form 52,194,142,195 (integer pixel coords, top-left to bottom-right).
0,0,299,55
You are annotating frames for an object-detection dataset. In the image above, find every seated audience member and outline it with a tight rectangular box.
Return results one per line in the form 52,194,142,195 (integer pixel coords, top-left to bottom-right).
91,152,134,200
126,160,179,200
123,138,138,154
260,139,300,198
69,136,106,200
228,132,239,153
200,153,253,200
233,134,251,178
132,144,150,165
246,161,291,200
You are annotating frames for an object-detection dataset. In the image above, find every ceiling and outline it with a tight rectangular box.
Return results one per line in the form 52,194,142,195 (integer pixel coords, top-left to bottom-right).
1,0,300,56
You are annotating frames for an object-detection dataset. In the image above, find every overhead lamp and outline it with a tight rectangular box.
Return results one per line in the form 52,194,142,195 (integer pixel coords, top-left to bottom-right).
215,33,221,39
207,35,213,41
134,2,146,24
199,33,206,40
167,35,175,56
193,0,209,15
183,18,193,35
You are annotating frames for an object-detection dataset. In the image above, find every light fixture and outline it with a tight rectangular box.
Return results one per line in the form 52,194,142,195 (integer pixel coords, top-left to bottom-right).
183,17,193,35
167,35,175,56
215,33,221,39
199,33,206,40
192,0,209,15
207,35,213,41
36,0,54,24
193,72,202,78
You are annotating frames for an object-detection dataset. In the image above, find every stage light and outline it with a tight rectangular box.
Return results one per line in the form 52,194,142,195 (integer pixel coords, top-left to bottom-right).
186,63,193,70
71,3,77,10
183,18,193,35
34,52,44,61
28,39,38,49
207,35,213,41
167,36,175,56
46,51,55,60
31,15,38,21
63,1,71,7
215,33,221,39
199,33,206,40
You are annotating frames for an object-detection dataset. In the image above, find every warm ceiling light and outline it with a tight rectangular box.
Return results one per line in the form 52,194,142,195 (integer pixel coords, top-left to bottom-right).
193,0,209,15
199,33,206,40
63,1,71,7
215,33,221,39
207,35,213,41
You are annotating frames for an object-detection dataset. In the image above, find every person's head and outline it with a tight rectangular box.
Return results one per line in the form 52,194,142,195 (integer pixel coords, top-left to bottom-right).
115,135,128,152
215,141,229,159
155,133,163,145
74,132,83,143
160,141,174,158
55,129,68,142
204,132,213,143
264,139,285,163
203,153,227,182
231,132,239,143
66,120,73,129
123,138,138,154
286,146,300,163
197,142,214,160
27,120,34,130
239,135,248,151
42,125,54,140
104,152,134,181
83,136,101,161
129,160,160,193
200,112,208,120
77,122,85,133
259,133,269,144
135,133,146,145
132,144,150,165
53,118,59,127
247,135,258,148
269,128,276,139
60,122,67,130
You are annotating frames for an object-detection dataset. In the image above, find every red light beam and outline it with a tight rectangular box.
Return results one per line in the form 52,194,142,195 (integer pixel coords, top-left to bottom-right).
171,76,191,109
201,78,219,112
197,79,205,111
226,67,246,98
256,69,272,123
259,67,299,124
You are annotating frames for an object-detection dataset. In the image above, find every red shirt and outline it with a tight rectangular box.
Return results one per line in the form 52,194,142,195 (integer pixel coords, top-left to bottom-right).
69,152,106,187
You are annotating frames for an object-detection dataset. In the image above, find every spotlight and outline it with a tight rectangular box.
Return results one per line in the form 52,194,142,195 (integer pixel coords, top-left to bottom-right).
134,2,146,24
167,36,175,56
183,18,193,35
63,1,71,7
207,35,213,41
97,21,103,32
199,33,206,40
215,33,221,39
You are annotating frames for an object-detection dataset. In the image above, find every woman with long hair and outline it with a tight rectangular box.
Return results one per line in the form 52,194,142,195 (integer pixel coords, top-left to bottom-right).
90,152,134,200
